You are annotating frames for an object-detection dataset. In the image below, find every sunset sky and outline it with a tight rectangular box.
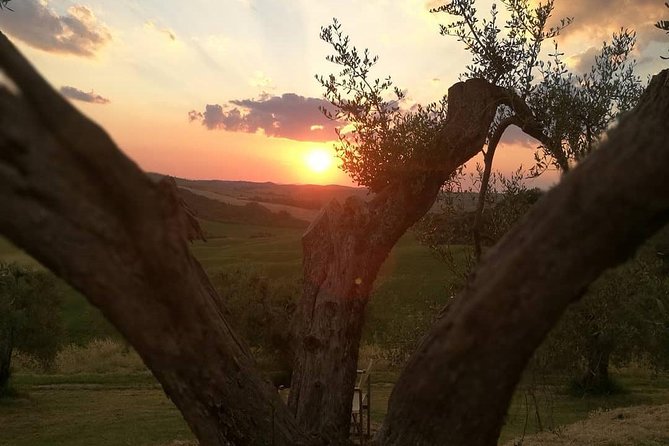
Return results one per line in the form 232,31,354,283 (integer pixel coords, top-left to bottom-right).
1,0,666,187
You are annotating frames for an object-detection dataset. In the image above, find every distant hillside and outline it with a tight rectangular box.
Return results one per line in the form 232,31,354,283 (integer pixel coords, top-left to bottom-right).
179,186,321,222
148,173,372,222
149,174,482,225
177,188,309,229
149,173,370,209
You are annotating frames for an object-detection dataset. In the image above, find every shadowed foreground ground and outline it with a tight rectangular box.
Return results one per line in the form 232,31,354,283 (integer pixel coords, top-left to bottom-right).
503,404,669,445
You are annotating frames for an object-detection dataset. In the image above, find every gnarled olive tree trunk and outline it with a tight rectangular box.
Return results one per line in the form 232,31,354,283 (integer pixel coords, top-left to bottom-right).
289,78,515,438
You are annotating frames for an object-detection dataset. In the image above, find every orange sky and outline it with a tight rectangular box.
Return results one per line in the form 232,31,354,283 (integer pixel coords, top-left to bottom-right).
0,0,666,188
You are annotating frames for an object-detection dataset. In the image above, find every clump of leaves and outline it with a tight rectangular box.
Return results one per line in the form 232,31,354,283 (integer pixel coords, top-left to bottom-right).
529,30,642,173
317,19,448,191
432,0,571,96
432,0,642,175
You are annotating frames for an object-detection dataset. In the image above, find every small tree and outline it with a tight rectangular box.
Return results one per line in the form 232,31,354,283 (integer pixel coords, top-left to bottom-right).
420,173,669,394
417,1,647,396
538,234,669,393
0,263,63,392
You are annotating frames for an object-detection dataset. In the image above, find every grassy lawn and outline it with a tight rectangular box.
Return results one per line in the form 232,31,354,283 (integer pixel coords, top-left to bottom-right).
4,369,669,445
0,375,192,446
3,221,669,444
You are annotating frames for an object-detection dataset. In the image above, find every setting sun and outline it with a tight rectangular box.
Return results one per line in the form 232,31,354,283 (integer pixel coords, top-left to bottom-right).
305,148,333,173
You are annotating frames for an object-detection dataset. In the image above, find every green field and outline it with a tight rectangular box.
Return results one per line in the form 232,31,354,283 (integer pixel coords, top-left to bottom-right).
4,368,669,445
3,221,669,445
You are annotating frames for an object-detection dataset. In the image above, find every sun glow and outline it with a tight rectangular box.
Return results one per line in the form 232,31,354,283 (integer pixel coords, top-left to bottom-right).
305,147,333,174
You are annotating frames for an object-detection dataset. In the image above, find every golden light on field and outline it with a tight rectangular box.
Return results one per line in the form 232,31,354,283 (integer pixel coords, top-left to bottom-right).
305,147,333,174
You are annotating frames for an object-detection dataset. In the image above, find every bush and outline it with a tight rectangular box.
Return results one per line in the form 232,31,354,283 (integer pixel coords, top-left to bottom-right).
0,263,63,390
211,268,299,385
54,339,145,374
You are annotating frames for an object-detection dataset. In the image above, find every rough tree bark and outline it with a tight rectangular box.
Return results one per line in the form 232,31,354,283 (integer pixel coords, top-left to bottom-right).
377,69,669,446
0,32,311,446
288,77,512,438
2,27,669,446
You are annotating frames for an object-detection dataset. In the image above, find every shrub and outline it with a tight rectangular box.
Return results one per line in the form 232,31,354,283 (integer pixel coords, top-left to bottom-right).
211,268,299,385
0,263,63,391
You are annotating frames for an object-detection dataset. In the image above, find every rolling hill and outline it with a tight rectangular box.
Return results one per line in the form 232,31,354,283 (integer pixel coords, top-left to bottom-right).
149,173,371,224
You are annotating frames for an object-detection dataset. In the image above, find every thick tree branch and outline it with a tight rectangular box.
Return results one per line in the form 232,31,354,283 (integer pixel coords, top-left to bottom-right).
505,90,570,171
378,69,669,446
472,116,521,260
0,32,311,446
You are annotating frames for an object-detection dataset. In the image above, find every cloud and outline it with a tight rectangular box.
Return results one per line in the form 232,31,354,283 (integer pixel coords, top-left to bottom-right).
545,0,664,45
566,46,601,73
59,86,110,104
144,20,176,41
189,93,341,142
0,1,110,57
500,125,539,147
249,70,273,89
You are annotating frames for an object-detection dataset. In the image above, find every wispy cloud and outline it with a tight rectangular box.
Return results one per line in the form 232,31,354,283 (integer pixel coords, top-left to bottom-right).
249,70,273,89
0,1,111,57
546,0,665,46
189,93,341,142
59,85,110,104
144,20,177,41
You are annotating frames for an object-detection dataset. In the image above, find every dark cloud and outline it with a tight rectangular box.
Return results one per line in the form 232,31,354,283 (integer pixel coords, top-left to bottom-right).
0,1,111,57
59,86,110,104
189,93,341,142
